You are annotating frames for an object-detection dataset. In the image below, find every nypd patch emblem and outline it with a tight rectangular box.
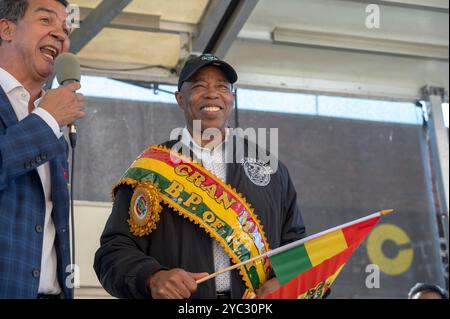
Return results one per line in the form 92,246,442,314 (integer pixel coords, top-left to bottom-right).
241,158,272,187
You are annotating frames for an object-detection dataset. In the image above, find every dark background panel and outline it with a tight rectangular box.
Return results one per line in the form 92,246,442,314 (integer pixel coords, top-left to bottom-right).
75,98,185,202
75,97,445,298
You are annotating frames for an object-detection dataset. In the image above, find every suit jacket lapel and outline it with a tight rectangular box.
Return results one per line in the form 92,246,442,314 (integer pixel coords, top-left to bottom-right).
0,86,19,127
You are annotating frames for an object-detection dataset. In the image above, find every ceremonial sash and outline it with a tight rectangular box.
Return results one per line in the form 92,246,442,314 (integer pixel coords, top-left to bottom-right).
113,145,271,296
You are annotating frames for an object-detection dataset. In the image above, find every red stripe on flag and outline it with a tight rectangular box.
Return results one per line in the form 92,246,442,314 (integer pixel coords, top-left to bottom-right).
342,216,380,247
263,246,356,299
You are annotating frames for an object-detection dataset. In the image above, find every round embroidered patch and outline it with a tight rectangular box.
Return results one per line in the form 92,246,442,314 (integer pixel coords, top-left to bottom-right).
132,193,149,226
241,158,272,187
128,183,162,237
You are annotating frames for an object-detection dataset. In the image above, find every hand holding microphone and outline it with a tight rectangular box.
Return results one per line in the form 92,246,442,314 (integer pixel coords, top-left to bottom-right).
40,53,85,128
40,82,85,127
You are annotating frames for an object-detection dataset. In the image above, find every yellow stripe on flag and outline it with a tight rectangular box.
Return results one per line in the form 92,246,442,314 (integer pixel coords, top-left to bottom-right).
304,230,348,266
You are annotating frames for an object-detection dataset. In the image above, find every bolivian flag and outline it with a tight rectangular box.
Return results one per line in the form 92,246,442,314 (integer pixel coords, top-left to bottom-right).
263,210,393,299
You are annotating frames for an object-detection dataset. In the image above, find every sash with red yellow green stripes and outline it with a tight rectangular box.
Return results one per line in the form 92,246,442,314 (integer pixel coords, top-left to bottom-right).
112,145,271,297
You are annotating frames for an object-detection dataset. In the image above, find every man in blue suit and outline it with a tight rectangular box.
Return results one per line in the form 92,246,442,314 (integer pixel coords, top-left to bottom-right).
0,0,85,298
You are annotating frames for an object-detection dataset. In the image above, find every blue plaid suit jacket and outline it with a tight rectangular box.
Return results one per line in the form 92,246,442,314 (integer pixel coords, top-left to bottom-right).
0,86,72,299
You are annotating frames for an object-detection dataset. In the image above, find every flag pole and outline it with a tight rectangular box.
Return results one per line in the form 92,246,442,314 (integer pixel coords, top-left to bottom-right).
380,209,394,216
196,253,269,284
196,209,394,285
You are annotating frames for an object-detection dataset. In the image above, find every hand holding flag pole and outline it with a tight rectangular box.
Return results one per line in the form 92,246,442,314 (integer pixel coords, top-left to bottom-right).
196,209,394,298
196,252,269,285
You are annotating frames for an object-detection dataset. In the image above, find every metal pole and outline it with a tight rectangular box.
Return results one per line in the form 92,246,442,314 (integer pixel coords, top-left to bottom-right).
422,86,449,288
234,88,239,128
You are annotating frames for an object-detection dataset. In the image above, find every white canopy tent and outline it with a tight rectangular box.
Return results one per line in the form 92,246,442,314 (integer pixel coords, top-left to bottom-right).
68,0,448,101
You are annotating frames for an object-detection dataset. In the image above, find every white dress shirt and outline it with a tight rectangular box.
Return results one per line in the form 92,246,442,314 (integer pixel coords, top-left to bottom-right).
0,67,62,295
180,127,232,293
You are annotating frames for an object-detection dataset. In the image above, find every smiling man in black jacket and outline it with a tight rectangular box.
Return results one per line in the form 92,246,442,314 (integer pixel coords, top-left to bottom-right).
93,54,306,299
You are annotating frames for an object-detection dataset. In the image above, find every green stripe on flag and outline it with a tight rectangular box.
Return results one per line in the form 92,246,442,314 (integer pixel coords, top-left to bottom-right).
269,244,313,285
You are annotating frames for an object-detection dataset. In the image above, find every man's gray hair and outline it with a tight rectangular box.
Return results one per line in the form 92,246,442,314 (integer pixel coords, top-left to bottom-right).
0,0,69,45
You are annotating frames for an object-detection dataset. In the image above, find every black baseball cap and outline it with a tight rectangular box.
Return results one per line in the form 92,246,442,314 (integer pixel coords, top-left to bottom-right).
177,54,238,91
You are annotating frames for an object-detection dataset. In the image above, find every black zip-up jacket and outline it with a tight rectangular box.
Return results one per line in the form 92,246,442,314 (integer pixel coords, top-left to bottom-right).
94,138,306,299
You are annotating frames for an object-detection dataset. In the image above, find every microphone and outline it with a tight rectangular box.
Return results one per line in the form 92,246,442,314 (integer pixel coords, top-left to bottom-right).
54,52,81,148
